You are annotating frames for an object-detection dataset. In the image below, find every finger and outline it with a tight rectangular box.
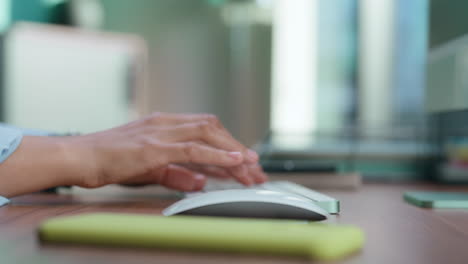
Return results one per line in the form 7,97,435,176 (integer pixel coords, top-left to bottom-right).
247,164,269,184
165,142,244,167
227,164,253,186
154,164,206,191
174,146,253,185
156,122,259,164
141,113,260,164
184,163,255,186
182,164,232,179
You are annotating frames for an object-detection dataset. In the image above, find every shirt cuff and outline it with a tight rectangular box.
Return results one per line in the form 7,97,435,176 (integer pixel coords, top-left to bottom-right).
0,196,10,207
0,126,23,164
0,124,57,165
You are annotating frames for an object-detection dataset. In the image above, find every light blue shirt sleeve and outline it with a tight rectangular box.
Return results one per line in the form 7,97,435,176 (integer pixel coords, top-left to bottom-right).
0,124,55,206
0,125,23,164
0,196,9,207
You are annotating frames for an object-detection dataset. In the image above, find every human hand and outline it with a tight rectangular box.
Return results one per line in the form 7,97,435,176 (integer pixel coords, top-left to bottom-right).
64,113,268,191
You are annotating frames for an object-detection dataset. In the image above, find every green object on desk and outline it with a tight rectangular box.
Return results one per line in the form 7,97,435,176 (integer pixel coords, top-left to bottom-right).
404,191,468,208
38,213,364,261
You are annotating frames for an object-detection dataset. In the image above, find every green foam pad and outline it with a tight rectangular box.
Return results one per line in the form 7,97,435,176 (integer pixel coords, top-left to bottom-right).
39,213,364,261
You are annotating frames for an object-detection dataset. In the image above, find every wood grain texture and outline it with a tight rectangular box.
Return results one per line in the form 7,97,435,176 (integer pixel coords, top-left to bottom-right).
1,182,468,264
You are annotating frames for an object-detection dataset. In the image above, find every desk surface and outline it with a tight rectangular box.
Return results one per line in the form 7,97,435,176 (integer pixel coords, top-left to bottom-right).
1,182,468,264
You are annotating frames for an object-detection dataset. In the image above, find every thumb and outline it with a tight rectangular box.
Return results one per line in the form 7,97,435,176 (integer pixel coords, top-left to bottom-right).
154,164,206,191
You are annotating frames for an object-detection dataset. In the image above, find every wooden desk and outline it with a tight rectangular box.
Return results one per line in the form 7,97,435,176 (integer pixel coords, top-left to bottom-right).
1,182,468,264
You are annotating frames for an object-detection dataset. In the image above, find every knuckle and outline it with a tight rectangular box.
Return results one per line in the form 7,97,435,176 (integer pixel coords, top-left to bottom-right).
197,121,214,134
204,114,221,127
183,142,198,162
146,112,164,124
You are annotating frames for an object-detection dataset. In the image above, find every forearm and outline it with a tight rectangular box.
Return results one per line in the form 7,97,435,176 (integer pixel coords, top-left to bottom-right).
0,136,82,197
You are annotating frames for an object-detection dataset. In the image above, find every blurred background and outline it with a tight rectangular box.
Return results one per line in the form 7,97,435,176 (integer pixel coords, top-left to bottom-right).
2,0,468,183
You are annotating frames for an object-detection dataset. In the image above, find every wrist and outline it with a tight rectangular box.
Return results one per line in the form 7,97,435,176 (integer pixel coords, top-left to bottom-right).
0,136,97,197
57,136,100,187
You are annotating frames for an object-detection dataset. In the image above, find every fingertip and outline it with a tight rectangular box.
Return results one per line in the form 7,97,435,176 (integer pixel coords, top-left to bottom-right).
245,178,254,186
228,165,252,186
241,166,254,186
249,164,268,184
193,174,206,191
240,177,254,186
253,175,265,184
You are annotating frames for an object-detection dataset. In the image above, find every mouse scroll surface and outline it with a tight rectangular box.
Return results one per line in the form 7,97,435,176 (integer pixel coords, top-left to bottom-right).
163,189,328,221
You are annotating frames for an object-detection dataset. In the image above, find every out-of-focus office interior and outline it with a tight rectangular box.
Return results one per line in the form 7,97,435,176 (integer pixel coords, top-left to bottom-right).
2,0,468,184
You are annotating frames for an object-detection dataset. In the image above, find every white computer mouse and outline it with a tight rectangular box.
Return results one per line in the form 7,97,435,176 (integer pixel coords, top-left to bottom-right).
162,189,328,221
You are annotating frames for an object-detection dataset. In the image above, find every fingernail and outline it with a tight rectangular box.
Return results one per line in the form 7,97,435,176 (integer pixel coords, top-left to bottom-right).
193,174,206,191
228,151,243,161
246,149,259,163
194,174,205,181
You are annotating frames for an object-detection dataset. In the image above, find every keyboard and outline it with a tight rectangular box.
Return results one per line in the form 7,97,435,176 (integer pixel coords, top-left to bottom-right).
185,180,340,214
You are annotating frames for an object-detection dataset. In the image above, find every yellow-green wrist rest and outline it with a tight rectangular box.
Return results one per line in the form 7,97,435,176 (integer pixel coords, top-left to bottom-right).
38,213,364,261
